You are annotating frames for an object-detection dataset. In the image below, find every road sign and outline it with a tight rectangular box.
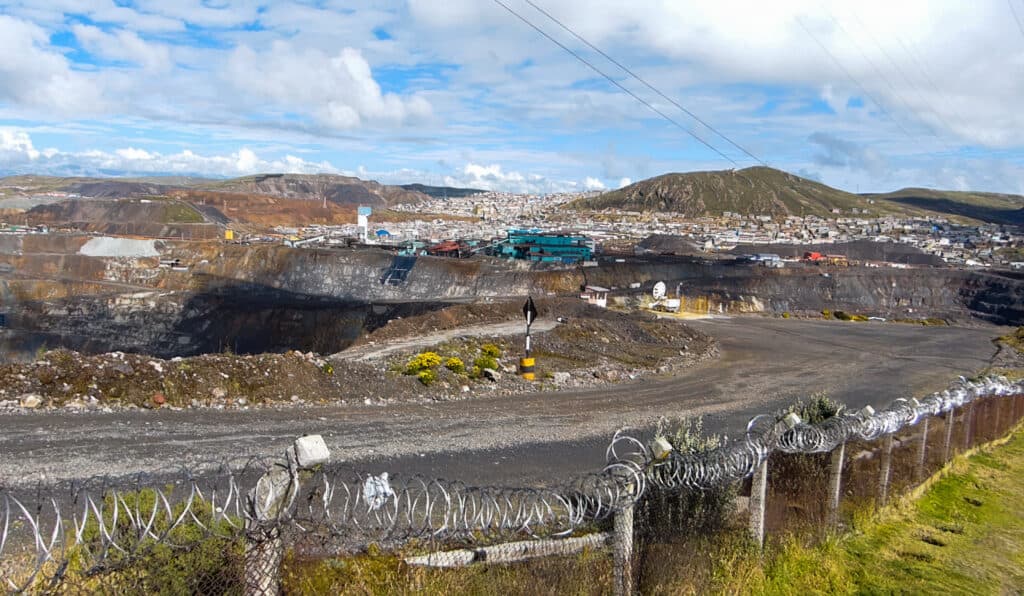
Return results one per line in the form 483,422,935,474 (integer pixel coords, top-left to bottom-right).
523,296,538,326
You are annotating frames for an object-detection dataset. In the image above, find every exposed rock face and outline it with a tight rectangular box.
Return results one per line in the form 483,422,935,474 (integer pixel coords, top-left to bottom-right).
0,243,583,361
585,257,1024,323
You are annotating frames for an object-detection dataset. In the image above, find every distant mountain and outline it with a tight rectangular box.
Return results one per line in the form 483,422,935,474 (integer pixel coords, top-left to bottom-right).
0,173,431,207
198,174,429,207
568,166,1024,224
399,183,485,199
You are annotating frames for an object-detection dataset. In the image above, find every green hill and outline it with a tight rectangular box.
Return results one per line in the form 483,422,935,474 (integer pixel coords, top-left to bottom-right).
869,188,1024,226
568,166,887,217
568,166,1024,223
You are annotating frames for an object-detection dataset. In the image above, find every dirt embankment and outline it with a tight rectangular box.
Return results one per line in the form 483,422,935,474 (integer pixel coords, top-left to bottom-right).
0,301,714,413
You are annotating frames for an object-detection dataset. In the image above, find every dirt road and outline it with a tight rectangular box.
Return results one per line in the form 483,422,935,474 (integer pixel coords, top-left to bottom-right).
0,317,1001,488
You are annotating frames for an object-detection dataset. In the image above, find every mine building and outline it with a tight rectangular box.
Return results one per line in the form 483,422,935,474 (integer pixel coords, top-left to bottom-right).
496,229,594,264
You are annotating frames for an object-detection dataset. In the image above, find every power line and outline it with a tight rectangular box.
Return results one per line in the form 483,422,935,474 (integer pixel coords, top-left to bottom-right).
794,16,915,140
1009,0,1024,41
846,10,961,148
891,35,972,136
822,9,943,143
490,0,739,166
521,0,766,166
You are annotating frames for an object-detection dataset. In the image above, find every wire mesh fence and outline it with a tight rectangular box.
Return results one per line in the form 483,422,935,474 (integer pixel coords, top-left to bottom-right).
2,375,1023,594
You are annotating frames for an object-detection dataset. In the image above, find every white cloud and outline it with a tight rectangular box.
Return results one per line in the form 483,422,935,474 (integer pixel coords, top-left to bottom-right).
618,177,632,188
224,42,432,130
0,129,337,178
0,16,104,115
72,24,172,72
115,147,155,161
0,128,40,161
583,176,606,190
438,162,592,193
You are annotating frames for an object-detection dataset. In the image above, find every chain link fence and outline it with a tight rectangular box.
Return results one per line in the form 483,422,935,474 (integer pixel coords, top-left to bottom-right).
2,375,1023,594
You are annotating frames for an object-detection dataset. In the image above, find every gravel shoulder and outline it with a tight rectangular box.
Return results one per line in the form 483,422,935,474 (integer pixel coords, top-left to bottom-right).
0,317,1001,488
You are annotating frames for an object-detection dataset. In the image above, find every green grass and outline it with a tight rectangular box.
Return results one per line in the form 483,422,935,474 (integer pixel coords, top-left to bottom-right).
704,426,1024,595
999,326,1024,354
160,200,204,223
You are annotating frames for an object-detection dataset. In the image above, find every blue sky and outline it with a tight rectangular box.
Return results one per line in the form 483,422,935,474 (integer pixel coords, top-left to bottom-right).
1,0,1023,194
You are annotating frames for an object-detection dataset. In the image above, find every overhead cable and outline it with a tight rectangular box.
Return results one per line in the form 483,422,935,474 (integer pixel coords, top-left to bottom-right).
522,0,766,166
490,0,739,166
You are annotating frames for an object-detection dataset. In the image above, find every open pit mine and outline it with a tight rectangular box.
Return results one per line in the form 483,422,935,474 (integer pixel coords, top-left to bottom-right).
1,234,1023,361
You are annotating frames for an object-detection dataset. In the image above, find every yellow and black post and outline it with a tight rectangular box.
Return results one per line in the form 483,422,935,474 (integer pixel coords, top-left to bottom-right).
520,296,538,380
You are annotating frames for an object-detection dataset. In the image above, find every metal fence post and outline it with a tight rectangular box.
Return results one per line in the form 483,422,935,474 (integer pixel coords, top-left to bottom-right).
942,409,955,462
877,434,894,506
749,458,768,548
914,417,929,482
613,503,635,596
244,435,330,596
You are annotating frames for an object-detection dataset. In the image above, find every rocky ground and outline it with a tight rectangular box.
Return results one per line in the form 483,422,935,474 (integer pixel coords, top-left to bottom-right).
0,300,715,413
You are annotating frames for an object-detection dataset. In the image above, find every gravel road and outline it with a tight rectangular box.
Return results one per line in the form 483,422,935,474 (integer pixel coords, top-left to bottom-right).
0,317,1000,488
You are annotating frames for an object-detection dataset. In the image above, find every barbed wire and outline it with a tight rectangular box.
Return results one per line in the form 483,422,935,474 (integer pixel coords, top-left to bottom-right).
1,375,1021,592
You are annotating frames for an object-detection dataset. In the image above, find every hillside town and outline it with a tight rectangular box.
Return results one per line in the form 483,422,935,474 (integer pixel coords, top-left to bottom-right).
286,189,1024,269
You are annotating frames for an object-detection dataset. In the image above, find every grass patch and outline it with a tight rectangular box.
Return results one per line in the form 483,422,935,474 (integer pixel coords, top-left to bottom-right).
999,326,1024,354
701,425,1024,594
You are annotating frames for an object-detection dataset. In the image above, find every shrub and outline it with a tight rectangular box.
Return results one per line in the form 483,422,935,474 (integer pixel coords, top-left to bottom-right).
321,362,334,375
444,357,465,374
781,312,791,319
473,355,498,372
644,417,736,537
821,309,832,319
417,369,437,386
778,391,842,424
480,343,502,358
469,365,483,379
405,351,443,375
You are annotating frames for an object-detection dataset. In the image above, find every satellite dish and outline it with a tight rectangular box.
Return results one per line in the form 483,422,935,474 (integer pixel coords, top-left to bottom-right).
652,281,666,300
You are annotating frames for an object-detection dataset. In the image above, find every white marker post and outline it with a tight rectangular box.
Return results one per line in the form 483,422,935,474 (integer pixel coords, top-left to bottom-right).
520,296,538,380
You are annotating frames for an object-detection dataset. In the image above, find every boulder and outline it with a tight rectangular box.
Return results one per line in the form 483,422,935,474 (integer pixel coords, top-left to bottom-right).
19,393,42,409
483,368,501,382
552,372,571,385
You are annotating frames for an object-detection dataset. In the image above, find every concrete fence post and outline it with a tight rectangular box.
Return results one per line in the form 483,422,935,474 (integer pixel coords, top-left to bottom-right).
962,402,974,451
749,458,769,548
942,409,955,463
244,435,330,596
612,503,635,596
877,434,894,507
914,417,930,482
826,441,845,528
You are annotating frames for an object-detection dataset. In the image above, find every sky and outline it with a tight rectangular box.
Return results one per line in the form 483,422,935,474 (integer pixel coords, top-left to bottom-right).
1,0,1023,195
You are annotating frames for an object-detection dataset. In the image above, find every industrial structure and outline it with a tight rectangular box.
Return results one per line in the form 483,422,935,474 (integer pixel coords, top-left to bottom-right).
492,229,594,264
